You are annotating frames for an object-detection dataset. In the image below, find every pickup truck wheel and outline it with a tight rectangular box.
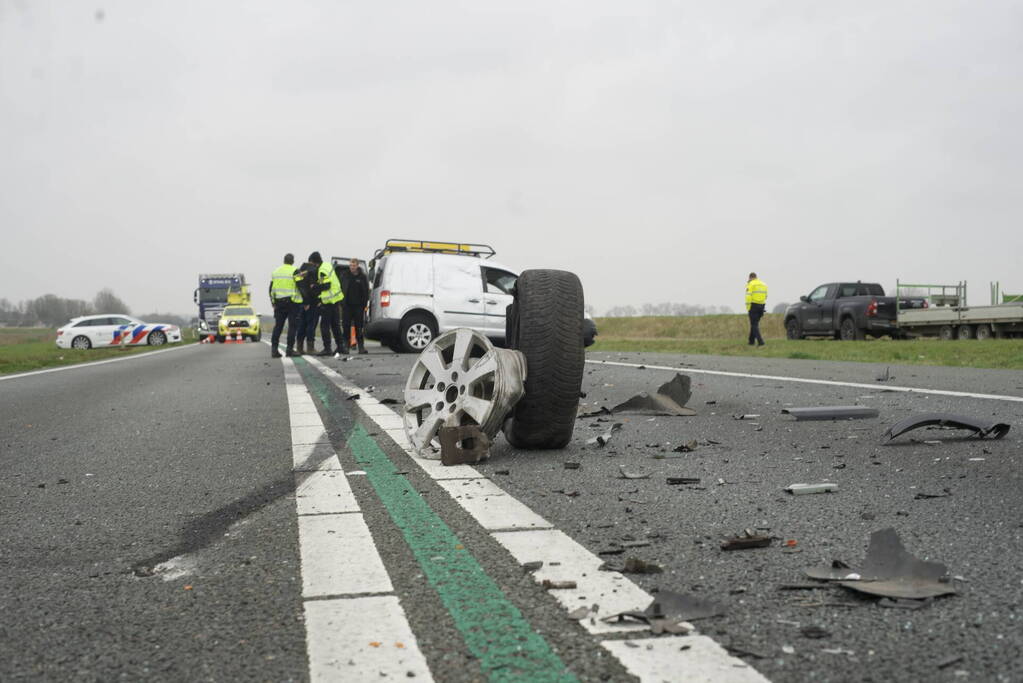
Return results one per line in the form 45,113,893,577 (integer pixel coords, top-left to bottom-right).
502,269,585,449
785,318,803,340
957,325,974,340
974,325,992,341
938,325,955,341
839,317,864,341
399,313,437,353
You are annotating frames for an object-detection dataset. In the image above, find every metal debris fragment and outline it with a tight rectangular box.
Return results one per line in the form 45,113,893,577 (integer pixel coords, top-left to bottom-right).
587,423,623,447
438,425,491,466
785,482,838,495
721,531,772,551
883,413,1010,441
618,465,650,480
782,406,879,421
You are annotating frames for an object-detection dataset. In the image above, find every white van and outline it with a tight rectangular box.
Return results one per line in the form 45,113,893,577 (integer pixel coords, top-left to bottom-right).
365,241,519,352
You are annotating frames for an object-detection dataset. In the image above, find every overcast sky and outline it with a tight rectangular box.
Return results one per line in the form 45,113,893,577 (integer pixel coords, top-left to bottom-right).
3,0,1022,316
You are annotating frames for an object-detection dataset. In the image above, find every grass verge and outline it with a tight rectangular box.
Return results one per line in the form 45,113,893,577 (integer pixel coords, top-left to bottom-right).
591,316,1023,370
0,327,198,376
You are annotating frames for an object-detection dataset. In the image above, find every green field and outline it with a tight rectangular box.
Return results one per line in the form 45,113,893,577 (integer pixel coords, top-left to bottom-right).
0,327,197,375
591,314,1023,370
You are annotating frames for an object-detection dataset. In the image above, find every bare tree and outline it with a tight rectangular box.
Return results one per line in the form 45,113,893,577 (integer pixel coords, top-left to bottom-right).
93,289,131,315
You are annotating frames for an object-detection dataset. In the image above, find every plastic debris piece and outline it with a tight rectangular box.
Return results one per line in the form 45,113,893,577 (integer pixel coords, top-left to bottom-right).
563,462,581,470
785,482,839,495
542,579,577,589
609,374,695,416
721,532,772,551
782,406,879,421
622,557,663,574
726,645,769,659
801,625,830,639
567,607,590,620
883,413,1010,441
672,440,699,453
523,561,543,573
804,528,956,600
936,655,964,669
587,423,623,447
618,465,650,480
781,645,795,655
733,414,760,420
438,425,491,466
914,490,951,500
666,477,700,485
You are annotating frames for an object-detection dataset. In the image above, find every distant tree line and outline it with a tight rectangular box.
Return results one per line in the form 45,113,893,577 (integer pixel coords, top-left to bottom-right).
0,289,132,327
604,302,735,317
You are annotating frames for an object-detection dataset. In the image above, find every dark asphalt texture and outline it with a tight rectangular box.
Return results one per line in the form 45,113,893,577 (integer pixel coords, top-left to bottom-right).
3,343,1021,682
317,346,1023,683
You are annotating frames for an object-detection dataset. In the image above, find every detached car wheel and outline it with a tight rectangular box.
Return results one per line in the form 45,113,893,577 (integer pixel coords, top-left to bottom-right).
502,269,585,449
71,335,92,350
399,313,437,353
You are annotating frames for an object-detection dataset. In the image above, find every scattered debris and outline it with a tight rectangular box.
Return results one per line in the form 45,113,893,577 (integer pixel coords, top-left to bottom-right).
666,477,700,485
622,557,664,574
567,606,590,620
782,406,879,421
611,374,696,416
804,528,957,600
785,482,839,495
618,465,650,480
721,531,772,551
875,367,893,382
587,423,623,447
778,584,825,591
542,579,577,590
523,561,543,573
563,462,581,470
883,413,1010,441
801,625,830,639
553,489,580,497
822,648,856,656
936,655,965,670
494,469,510,475
733,414,760,420
726,645,769,659
781,645,795,655
647,589,725,621
438,425,491,466
914,489,952,500
672,440,699,453
577,406,613,419
346,394,360,401
379,398,400,405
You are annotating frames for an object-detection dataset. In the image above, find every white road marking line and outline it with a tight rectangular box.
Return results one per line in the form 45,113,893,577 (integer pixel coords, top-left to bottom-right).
280,356,433,682
602,636,770,682
492,529,649,635
300,355,763,679
436,479,553,531
295,471,360,515
305,597,432,682
0,343,195,382
298,514,394,597
589,359,1023,403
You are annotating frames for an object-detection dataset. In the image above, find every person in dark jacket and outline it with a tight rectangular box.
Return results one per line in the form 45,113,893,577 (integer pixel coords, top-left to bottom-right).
340,258,370,354
295,259,319,354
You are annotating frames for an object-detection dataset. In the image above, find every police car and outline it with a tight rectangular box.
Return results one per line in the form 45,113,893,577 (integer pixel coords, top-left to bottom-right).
56,315,183,350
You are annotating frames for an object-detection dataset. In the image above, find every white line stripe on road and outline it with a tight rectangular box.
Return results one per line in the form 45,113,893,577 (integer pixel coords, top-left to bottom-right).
300,354,763,680
602,636,768,682
588,359,1023,403
0,343,195,382
280,356,433,682
304,596,432,681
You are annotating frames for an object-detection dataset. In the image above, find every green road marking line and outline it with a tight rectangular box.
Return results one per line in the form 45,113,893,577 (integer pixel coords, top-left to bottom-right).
294,360,576,682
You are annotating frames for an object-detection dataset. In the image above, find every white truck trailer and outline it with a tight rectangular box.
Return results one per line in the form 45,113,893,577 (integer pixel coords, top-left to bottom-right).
895,281,1023,339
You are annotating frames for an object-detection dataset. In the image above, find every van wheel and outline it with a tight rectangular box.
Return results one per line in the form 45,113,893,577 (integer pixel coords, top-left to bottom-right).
399,313,436,353
502,269,585,449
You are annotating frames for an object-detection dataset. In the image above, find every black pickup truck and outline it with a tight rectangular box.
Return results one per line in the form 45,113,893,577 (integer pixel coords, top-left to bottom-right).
784,282,928,340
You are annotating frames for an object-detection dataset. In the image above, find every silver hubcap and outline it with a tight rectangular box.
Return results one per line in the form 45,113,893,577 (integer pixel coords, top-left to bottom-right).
72,337,89,349
406,323,433,349
403,328,526,457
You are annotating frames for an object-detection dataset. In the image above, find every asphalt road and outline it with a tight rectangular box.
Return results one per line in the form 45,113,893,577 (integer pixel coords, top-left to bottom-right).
2,343,1021,682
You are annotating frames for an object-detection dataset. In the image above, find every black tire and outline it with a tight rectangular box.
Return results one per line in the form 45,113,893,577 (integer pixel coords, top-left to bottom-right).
975,325,992,341
254,331,262,342
785,317,803,340
957,325,974,340
148,330,167,346
502,269,585,449
839,317,864,341
71,335,92,350
938,325,955,341
216,334,225,344
398,312,437,353
386,341,404,354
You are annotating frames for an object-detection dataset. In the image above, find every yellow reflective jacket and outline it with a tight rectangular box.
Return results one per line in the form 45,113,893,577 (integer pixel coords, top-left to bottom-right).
745,278,768,310
318,262,344,305
271,264,302,303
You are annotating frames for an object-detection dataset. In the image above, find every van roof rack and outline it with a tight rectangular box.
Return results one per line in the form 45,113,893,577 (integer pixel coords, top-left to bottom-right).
374,239,496,260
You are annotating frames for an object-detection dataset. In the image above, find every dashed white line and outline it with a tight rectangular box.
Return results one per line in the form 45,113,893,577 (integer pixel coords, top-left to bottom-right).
281,357,432,682
589,359,1023,403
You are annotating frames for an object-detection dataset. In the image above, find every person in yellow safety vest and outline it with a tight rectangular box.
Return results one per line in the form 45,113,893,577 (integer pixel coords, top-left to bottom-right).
269,253,304,358
745,272,768,347
308,251,347,357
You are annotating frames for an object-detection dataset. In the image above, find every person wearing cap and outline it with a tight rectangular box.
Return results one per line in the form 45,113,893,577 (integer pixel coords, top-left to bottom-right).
268,253,303,358
745,272,768,347
308,251,346,356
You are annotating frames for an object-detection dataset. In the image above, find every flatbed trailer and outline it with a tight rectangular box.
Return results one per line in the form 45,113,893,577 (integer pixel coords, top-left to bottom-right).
895,280,1023,340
